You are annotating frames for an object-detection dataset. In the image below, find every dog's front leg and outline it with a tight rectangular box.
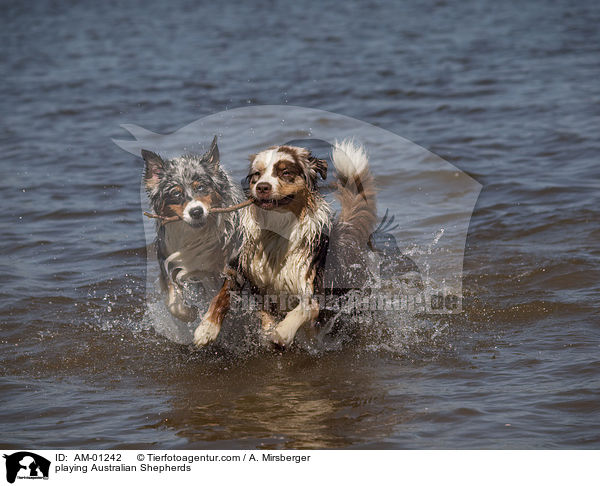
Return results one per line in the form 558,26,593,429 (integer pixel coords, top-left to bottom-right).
161,273,198,322
269,297,319,348
193,279,231,347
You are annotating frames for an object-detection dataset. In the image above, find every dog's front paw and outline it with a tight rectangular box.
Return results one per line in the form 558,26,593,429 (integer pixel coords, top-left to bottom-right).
268,325,295,349
167,301,198,323
193,319,221,347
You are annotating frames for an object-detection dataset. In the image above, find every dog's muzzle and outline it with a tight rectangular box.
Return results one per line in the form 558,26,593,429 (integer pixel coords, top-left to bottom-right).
183,201,208,226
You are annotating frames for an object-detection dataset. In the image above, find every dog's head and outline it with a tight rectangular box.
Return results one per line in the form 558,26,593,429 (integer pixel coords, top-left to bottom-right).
142,136,230,227
247,145,327,212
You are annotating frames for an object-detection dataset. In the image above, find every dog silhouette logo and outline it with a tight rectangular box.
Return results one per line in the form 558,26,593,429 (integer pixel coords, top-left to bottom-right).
3,452,50,483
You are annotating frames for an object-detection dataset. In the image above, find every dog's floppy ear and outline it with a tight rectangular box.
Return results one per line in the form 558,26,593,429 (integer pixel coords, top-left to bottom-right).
205,135,220,168
309,155,328,180
141,149,164,191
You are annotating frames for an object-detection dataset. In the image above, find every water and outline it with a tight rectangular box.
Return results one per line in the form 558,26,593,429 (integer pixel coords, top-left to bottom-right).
1,0,599,449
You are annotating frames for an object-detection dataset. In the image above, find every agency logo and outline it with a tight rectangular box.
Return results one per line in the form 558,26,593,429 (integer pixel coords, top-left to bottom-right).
3,452,50,483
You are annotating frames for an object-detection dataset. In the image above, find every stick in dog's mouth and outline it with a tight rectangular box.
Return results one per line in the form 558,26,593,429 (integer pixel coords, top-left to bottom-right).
143,199,254,224
253,195,294,210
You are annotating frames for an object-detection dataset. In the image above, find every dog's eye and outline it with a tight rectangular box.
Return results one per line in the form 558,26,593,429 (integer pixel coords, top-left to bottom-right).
193,182,204,192
170,189,184,202
280,169,296,180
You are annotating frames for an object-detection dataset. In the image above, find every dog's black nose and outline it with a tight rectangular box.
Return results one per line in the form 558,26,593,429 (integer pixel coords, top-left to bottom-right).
189,206,205,219
256,182,272,196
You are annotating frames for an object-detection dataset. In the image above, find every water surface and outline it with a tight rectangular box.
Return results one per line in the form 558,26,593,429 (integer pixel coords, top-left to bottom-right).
1,0,599,448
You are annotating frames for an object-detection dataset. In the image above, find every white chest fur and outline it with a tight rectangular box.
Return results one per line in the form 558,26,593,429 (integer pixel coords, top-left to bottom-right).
247,232,313,296
162,220,226,282
242,205,330,297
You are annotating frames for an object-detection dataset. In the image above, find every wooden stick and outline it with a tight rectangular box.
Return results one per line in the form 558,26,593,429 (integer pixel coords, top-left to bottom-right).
143,199,254,224
209,199,254,213
143,212,181,224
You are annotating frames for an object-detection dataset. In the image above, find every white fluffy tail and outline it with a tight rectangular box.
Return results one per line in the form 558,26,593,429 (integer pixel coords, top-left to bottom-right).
331,139,369,182
331,139,377,246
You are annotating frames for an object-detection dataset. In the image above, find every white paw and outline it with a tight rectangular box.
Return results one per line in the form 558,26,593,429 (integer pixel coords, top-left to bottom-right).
193,319,220,347
268,325,296,348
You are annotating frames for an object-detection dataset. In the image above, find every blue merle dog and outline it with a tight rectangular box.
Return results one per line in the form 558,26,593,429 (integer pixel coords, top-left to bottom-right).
142,136,242,322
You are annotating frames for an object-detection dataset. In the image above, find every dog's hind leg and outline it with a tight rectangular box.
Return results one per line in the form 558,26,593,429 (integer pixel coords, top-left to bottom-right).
193,279,231,347
268,297,320,348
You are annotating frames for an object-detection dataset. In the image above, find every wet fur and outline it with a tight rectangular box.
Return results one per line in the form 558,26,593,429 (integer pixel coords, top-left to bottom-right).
142,137,242,322
194,139,376,348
